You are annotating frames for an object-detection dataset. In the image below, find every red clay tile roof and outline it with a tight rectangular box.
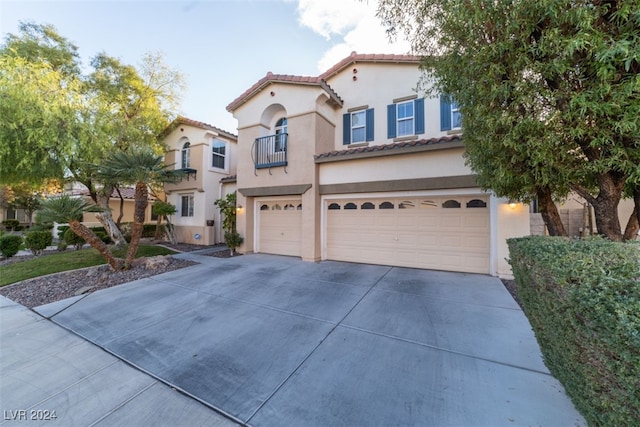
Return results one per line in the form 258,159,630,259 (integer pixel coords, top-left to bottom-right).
226,72,343,112
226,52,421,112
314,135,462,161
160,116,237,139
319,52,421,79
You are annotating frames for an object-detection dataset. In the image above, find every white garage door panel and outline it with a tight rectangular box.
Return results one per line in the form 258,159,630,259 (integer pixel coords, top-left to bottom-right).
258,200,302,257
326,196,490,274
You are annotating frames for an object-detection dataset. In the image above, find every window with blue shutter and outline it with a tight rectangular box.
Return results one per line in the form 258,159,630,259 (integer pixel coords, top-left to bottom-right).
440,95,452,131
440,95,462,131
365,108,374,141
344,108,374,144
343,113,351,144
387,98,425,138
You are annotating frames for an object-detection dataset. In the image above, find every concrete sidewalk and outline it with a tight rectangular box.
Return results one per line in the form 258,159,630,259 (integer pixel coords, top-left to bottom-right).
3,253,586,426
0,296,237,426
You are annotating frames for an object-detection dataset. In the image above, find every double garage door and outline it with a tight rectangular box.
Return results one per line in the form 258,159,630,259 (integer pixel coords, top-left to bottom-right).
325,196,490,274
257,195,490,274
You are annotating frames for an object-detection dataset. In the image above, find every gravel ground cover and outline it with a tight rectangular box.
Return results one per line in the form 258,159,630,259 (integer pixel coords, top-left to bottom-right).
0,243,224,309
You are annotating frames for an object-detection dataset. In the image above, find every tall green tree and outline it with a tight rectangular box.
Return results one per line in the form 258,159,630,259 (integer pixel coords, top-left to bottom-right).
1,22,185,246
378,0,640,241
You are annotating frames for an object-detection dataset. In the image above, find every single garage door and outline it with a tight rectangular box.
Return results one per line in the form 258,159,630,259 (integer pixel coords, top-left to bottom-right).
258,199,302,257
325,196,490,274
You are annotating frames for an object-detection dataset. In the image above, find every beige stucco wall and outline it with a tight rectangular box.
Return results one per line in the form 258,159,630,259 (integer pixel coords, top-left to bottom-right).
494,199,531,278
81,198,155,225
318,147,471,185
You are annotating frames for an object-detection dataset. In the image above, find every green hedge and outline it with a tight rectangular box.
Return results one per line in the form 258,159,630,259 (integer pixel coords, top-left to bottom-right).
507,236,640,426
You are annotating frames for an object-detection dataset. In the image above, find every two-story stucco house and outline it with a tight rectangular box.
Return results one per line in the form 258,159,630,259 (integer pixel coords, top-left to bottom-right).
226,52,531,277
162,116,238,245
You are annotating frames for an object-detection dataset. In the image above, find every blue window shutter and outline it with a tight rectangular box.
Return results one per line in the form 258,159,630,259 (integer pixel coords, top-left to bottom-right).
365,108,374,141
387,104,396,138
440,95,451,131
343,113,351,145
414,98,425,134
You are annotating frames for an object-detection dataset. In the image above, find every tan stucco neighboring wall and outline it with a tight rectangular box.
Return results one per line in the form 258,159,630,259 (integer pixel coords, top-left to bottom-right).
81,199,155,225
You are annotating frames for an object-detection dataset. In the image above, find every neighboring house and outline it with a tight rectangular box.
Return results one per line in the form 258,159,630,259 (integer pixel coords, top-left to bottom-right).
70,186,158,227
161,116,238,245
226,52,530,278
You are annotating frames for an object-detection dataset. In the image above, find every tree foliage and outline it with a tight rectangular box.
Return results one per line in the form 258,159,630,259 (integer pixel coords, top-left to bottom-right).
1,21,185,245
378,0,640,240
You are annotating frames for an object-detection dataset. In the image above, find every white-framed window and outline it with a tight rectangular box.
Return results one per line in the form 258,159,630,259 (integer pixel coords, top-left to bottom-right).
351,110,366,143
387,98,424,139
274,117,287,152
211,139,227,170
451,101,462,129
181,142,191,169
343,108,374,145
396,101,414,137
180,194,194,217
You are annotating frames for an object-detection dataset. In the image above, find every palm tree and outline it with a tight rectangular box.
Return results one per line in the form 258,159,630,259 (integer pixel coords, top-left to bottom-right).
98,147,182,268
37,195,123,270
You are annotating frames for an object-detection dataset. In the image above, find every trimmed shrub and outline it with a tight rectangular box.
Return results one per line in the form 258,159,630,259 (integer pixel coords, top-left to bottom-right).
57,225,70,240
2,219,20,231
508,236,640,426
63,228,85,250
24,230,53,256
0,234,23,258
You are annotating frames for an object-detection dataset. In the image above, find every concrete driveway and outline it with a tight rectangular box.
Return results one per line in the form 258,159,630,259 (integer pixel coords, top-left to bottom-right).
19,253,584,426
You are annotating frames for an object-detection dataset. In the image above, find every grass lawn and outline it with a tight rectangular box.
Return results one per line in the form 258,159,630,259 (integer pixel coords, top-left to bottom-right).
0,245,177,287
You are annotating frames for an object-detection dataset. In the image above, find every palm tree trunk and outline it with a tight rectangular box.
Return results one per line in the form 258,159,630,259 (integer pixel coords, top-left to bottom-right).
95,185,127,247
124,182,148,269
69,220,123,271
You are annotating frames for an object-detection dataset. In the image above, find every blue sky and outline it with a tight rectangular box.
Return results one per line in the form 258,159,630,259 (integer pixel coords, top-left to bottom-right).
1,0,410,133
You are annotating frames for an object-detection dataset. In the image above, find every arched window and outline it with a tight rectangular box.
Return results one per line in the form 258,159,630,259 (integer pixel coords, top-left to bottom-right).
260,204,269,211
328,203,341,210
181,142,191,169
272,204,282,211
361,202,375,210
344,202,357,210
466,199,487,208
275,117,287,152
284,203,295,210
379,201,394,209
442,199,461,208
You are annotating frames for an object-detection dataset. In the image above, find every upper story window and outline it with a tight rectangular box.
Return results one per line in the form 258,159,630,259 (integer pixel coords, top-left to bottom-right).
211,139,227,170
181,142,191,169
342,108,374,145
275,117,287,152
440,95,462,131
387,98,424,139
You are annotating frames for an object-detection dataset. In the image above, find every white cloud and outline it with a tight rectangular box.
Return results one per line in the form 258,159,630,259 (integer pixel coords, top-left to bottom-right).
297,0,411,72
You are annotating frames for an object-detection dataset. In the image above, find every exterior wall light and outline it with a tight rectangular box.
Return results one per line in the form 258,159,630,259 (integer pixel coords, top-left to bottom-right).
236,205,243,213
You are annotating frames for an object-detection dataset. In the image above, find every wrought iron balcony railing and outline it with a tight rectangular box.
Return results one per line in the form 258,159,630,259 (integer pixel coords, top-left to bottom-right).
253,133,287,170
